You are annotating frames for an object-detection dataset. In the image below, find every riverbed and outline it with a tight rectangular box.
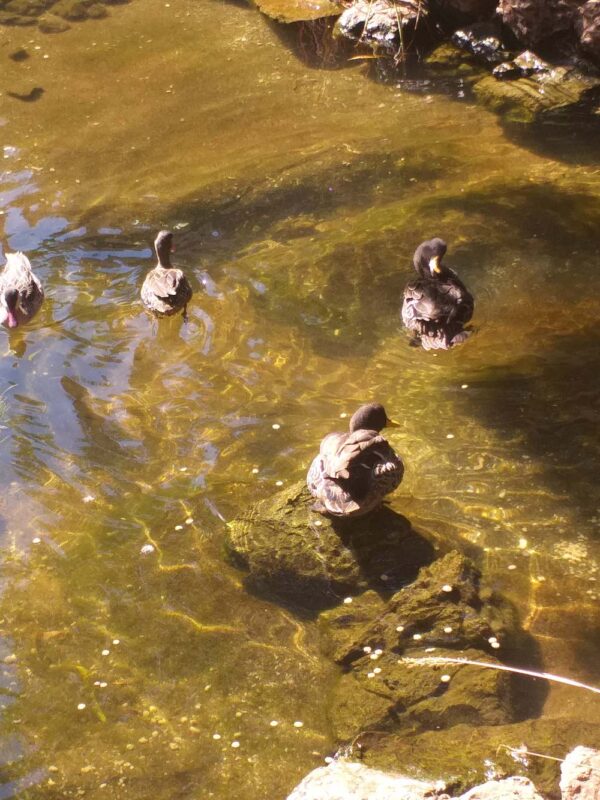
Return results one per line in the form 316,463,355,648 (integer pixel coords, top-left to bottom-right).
1,1,599,797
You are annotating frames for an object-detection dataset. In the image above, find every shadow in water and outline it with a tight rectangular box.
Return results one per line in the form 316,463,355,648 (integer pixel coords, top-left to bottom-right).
459,323,600,538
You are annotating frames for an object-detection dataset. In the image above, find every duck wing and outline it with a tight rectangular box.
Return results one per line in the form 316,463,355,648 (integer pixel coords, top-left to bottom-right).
145,268,192,301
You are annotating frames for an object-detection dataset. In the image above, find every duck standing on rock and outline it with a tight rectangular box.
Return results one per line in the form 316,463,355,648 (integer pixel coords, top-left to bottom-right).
141,230,193,319
401,238,474,350
0,251,44,329
307,403,404,517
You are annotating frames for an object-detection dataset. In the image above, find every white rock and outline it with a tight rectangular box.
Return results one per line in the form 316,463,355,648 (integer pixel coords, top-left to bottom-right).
459,776,544,800
560,746,600,800
286,761,444,800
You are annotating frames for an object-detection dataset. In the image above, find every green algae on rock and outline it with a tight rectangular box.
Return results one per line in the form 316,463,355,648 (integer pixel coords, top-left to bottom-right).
322,552,522,739
0,0,126,27
248,0,342,23
226,481,435,611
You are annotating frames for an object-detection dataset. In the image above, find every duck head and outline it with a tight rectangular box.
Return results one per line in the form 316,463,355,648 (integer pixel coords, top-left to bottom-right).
349,403,400,432
413,238,448,279
2,289,20,328
154,230,174,268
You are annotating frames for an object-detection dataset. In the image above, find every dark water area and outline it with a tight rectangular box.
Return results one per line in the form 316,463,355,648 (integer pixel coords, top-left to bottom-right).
0,1,599,797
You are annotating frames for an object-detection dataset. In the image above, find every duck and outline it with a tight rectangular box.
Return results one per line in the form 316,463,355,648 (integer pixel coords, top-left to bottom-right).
307,402,404,517
401,238,474,350
141,230,193,319
0,251,44,329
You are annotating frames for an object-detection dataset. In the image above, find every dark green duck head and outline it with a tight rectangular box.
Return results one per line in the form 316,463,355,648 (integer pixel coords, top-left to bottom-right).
349,403,400,432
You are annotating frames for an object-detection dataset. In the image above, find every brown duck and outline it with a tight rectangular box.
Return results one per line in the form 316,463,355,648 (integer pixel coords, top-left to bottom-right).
0,251,44,329
307,403,404,517
401,238,474,350
141,230,193,318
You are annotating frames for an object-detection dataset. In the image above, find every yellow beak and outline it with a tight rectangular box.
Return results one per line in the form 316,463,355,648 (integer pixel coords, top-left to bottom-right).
386,418,401,428
429,255,442,274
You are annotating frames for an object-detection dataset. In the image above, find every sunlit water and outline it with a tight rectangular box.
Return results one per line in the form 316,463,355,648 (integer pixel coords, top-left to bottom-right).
0,1,599,797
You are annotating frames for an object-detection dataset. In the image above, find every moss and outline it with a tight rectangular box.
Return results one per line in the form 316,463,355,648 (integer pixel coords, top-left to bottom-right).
250,0,342,23
226,481,435,611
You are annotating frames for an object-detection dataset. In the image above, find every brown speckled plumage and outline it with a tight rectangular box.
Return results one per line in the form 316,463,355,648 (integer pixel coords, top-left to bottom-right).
141,231,193,318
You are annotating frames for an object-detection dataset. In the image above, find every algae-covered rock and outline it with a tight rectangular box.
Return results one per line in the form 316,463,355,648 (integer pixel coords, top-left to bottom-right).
250,0,342,23
324,552,521,739
226,480,434,610
334,0,429,54
473,67,599,123
362,717,600,797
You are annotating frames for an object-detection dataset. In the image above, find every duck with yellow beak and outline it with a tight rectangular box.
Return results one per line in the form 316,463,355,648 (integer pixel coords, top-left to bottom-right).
307,403,404,517
401,238,474,350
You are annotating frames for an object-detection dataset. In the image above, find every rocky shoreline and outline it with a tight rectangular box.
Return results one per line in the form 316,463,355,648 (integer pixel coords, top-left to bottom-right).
249,0,600,125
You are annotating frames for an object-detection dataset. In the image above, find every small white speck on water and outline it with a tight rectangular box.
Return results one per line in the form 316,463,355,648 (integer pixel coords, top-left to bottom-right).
270,720,279,727
374,648,383,656
363,646,372,653
175,525,183,531
461,384,468,389
82,495,95,503
314,520,322,527
99,682,107,688
112,639,120,646
293,721,304,728
324,757,333,764
440,674,451,683
231,740,240,748
413,633,422,641
179,467,188,472
251,468,259,474
77,703,86,711
373,667,382,674
396,625,404,632
275,480,284,487
367,672,375,678
185,518,193,525
340,413,348,419
536,575,546,582
518,538,528,549
370,653,379,660
32,537,41,545
101,649,110,657
212,733,221,740
343,597,353,605
488,636,498,644
272,423,281,430
140,544,155,555
442,584,453,593
446,434,455,439
444,626,453,633
425,647,436,653
380,574,389,581
508,564,517,570
491,641,501,649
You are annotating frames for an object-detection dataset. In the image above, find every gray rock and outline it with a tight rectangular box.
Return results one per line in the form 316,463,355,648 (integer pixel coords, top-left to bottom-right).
460,776,544,800
334,0,429,54
577,0,600,64
496,0,579,48
493,50,552,79
560,746,600,800
286,761,447,800
452,21,510,64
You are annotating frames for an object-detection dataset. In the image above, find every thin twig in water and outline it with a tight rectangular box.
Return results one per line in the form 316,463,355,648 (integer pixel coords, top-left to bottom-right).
498,745,564,764
401,656,600,695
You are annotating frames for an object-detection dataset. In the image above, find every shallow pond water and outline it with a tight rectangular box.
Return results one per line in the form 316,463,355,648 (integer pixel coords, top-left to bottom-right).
0,1,600,797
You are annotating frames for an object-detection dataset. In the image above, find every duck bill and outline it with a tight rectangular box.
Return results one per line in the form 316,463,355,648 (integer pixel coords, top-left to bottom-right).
385,417,401,428
429,256,442,275
6,311,19,329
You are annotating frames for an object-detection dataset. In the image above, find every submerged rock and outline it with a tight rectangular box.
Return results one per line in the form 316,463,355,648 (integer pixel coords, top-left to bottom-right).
250,0,342,23
334,0,429,55
323,551,522,739
226,480,434,610
473,65,598,122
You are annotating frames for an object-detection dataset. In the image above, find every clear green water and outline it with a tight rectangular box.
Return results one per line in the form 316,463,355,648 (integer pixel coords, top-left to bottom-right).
0,1,599,797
